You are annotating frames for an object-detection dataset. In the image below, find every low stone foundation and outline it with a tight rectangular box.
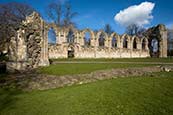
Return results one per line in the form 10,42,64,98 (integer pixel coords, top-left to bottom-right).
0,66,165,91
6,61,29,73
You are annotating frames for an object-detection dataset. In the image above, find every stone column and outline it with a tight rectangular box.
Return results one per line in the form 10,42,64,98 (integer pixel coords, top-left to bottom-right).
105,39,109,47
137,42,142,50
117,37,120,48
127,38,131,49
95,37,99,47
79,34,84,46
159,29,168,57
90,38,95,47
119,38,123,49
62,31,66,43
145,41,149,50
38,20,50,66
137,41,142,57
108,37,112,48
56,32,61,44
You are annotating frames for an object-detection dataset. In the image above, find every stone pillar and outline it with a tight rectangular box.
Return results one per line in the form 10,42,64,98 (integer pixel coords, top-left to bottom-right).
105,39,109,47
95,37,99,47
79,34,84,46
108,37,112,48
90,38,95,47
76,33,80,44
7,29,28,72
56,32,61,44
38,20,50,66
61,31,66,43
145,42,149,50
127,38,131,49
117,37,121,48
159,27,168,57
119,38,123,49
137,42,142,50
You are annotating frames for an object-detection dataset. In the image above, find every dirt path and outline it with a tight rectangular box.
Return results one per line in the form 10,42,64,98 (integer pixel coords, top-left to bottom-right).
1,66,169,91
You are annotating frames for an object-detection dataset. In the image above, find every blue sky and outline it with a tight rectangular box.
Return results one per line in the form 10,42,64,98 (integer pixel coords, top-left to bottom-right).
0,0,173,34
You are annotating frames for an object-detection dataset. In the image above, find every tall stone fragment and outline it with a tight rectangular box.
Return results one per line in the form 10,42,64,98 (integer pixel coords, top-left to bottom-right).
145,24,168,57
7,29,28,72
38,19,50,66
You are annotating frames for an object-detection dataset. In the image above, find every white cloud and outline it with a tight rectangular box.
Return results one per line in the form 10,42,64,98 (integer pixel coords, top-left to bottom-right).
114,2,155,27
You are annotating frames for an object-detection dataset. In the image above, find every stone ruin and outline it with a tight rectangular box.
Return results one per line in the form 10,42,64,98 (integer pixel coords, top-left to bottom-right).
7,12,168,72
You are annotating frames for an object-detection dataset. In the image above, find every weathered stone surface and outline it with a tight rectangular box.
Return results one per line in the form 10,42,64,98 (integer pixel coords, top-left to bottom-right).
7,12,168,72
145,24,168,57
0,66,162,91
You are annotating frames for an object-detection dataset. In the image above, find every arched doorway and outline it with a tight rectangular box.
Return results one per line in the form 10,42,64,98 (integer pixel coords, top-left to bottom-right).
112,37,117,48
149,38,159,57
67,45,75,58
98,32,106,47
110,33,119,48
142,38,147,50
133,38,137,49
123,37,128,48
67,29,75,43
48,27,56,44
84,32,91,46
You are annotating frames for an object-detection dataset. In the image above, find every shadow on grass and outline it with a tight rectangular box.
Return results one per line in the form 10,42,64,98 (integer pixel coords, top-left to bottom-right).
0,88,23,111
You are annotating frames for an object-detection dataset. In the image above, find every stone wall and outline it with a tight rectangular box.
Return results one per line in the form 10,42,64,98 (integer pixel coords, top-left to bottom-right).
49,43,150,59
145,24,168,57
7,12,168,72
48,33,150,59
48,44,68,58
7,12,50,72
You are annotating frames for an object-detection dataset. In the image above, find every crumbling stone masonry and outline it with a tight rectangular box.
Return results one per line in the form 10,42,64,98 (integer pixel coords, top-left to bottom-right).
7,12,168,72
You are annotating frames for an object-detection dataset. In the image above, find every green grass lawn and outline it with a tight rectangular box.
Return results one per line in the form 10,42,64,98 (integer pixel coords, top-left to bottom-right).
51,57,173,63
0,72,173,115
38,63,156,76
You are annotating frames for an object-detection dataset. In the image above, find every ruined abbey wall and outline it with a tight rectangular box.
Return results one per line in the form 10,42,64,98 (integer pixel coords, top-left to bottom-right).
48,29,150,59
7,12,168,72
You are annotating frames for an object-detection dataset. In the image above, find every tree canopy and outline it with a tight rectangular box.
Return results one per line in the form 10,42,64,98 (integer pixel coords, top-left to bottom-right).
0,2,35,52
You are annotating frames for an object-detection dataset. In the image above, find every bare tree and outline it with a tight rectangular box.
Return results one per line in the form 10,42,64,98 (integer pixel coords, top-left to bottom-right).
104,24,113,35
63,2,78,27
46,1,62,26
0,2,34,25
125,24,139,35
46,1,77,27
125,24,146,37
0,2,35,53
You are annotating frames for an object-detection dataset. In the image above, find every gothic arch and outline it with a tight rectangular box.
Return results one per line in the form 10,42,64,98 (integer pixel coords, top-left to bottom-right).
81,29,95,46
96,30,108,40
121,34,130,49
46,23,58,32
131,36,140,49
96,30,108,47
110,32,120,48
141,37,148,50
66,28,76,43
46,24,59,44
81,29,95,39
